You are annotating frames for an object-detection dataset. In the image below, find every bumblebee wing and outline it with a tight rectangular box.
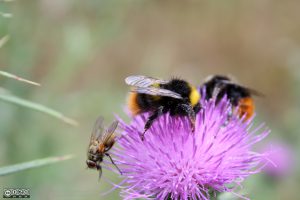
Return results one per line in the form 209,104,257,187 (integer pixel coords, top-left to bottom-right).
131,87,183,99
246,87,264,97
229,83,264,97
203,75,231,84
125,75,168,87
215,77,263,97
101,120,118,143
89,116,105,144
126,75,182,99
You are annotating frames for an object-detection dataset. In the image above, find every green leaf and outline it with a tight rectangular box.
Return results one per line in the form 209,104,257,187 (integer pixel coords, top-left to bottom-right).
0,70,40,86
0,155,74,176
0,91,78,126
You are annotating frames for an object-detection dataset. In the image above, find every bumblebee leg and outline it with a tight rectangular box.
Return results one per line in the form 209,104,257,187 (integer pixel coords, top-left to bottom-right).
178,104,196,132
193,102,202,114
105,153,122,175
142,106,164,140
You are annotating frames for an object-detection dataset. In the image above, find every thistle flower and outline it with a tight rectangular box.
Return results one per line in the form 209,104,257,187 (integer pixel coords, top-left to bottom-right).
112,95,270,200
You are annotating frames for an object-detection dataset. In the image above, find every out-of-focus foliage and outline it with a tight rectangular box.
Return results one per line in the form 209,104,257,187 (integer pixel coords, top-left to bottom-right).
0,90,78,126
0,35,9,48
0,70,40,86
0,0,299,200
0,155,73,176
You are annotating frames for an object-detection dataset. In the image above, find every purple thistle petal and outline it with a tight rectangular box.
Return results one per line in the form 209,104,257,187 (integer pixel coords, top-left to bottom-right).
112,95,269,200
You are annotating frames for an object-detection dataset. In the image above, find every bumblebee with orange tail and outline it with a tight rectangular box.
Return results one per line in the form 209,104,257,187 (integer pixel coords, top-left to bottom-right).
125,75,201,140
202,75,262,121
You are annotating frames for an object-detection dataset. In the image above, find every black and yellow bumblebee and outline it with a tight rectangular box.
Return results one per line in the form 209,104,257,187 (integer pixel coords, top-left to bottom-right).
202,75,262,121
125,75,201,140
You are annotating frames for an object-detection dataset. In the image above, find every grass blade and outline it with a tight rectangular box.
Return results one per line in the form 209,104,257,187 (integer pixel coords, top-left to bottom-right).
0,155,74,176
0,70,40,86
0,12,13,18
0,35,10,48
0,92,78,126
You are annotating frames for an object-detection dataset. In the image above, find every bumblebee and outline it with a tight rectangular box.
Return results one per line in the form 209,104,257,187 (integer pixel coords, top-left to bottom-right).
86,116,122,179
125,75,201,140
202,75,262,121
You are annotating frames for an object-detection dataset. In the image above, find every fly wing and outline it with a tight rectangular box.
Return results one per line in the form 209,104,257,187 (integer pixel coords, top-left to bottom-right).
125,75,169,87
131,87,183,99
89,116,104,145
101,120,119,144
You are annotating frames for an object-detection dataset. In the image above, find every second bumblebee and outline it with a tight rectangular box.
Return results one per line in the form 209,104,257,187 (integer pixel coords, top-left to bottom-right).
202,75,262,121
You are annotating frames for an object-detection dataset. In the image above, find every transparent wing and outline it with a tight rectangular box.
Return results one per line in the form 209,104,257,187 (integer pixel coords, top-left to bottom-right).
101,120,119,143
89,116,104,144
125,75,168,87
245,87,264,97
226,83,264,97
203,74,231,84
131,87,183,99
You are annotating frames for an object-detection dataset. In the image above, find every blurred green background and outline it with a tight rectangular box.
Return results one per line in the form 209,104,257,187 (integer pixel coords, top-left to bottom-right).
0,0,299,199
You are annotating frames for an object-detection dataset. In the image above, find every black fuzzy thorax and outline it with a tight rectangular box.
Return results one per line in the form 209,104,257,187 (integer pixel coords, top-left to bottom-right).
204,75,251,106
135,78,200,116
160,79,192,115
160,79,192,98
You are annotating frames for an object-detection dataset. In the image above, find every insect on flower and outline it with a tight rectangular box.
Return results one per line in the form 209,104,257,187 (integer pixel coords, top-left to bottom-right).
202,75,263,121
125,75,201,140
111,94,270,200
86,116,122,179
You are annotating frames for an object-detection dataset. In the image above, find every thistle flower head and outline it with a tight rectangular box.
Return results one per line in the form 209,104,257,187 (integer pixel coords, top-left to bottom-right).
112,94,269,200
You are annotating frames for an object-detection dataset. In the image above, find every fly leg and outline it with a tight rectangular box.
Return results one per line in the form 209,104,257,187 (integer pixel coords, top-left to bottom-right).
105,153,122,175
142,106,164,140
96,163,103,181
